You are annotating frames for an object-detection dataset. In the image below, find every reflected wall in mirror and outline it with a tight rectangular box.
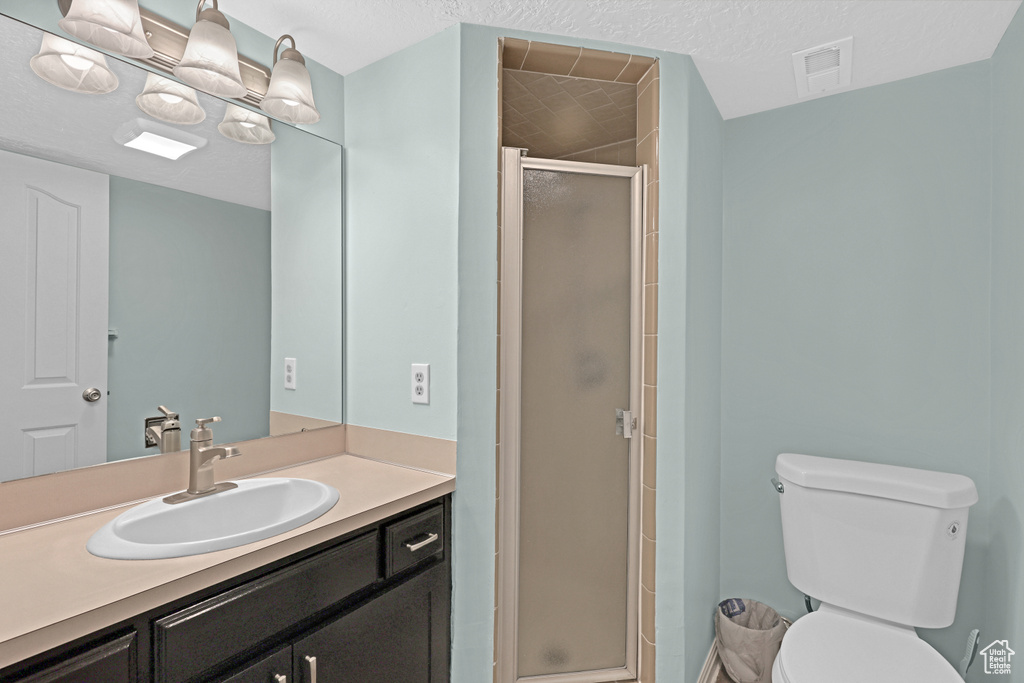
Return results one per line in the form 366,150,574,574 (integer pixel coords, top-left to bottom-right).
0,13,343,482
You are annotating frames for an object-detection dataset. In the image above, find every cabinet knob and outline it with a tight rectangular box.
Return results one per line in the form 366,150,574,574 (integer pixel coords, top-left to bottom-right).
304,655,317,683
273,675,287,683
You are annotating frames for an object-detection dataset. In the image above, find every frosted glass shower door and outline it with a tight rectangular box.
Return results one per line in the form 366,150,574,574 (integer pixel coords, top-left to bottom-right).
499,149,643,683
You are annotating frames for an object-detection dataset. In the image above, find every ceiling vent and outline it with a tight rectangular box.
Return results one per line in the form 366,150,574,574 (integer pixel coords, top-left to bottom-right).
792,37,853,98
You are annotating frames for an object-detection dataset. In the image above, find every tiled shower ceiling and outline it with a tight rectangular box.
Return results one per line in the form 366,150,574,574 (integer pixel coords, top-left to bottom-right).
502,70,637,160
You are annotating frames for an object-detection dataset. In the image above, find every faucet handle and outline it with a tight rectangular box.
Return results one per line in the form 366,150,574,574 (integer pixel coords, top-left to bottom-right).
158,405,179,420
195,416,222,428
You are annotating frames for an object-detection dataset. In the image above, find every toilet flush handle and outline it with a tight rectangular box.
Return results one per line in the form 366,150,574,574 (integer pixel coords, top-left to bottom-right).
771,477,784,494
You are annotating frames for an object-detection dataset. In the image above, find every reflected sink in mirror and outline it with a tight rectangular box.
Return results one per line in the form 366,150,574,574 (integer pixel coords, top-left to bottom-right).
87,478,339,560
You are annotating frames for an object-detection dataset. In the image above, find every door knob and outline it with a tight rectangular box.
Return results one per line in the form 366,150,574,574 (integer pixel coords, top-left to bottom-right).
82,387,102,402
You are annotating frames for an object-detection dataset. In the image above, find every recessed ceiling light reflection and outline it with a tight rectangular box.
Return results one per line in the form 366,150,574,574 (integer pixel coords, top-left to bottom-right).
113,118,208,160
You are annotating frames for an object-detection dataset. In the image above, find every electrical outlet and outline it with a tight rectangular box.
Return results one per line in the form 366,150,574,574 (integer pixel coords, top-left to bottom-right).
285,357,297,390
411,363,430,404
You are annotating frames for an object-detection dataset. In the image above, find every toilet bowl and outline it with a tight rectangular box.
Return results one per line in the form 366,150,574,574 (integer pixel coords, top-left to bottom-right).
771,604,962,683
772,453,977,683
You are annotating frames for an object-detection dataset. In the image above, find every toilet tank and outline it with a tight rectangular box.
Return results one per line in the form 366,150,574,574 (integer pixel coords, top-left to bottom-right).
775,453,977,629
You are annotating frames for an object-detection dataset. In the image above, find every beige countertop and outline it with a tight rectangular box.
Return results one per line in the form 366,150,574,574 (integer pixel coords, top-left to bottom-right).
0,453,455,670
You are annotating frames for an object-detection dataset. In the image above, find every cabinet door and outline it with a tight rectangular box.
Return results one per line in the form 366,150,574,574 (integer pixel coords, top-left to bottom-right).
293,566,446,683
220,646,291,683
6,632,135,683
154,532,377,683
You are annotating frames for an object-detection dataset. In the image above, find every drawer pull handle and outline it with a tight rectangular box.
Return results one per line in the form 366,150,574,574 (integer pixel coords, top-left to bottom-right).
305,655,317,683
404,532,439,552
274,675,287,683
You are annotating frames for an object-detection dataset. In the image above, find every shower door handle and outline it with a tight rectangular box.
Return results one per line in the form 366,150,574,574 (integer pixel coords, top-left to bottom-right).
616,409,635,439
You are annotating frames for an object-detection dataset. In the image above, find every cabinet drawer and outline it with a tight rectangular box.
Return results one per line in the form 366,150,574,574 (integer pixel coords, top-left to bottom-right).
219,645,290,683
7,632,136,683
154,532,378,683
384,504,444,578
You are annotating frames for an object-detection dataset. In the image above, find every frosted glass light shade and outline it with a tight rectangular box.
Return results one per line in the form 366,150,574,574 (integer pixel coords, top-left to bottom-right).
218,104,275,144
173,8,246,99
136,73,206,124
30,33,118,94
260,50,319,124
58,0,154,58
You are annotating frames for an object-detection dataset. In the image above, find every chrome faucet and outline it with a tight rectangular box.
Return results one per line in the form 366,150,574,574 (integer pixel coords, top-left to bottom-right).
164,416,242,504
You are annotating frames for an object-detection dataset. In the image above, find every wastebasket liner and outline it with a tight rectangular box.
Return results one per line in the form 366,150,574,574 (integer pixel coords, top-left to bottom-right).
714,598,786,683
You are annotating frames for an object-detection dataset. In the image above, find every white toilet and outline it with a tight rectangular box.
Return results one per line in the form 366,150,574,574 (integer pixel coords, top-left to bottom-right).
772,453,978,683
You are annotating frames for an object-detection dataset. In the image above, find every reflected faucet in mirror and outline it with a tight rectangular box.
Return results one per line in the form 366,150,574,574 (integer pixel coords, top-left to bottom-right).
164,416,242,504
144,406,181,453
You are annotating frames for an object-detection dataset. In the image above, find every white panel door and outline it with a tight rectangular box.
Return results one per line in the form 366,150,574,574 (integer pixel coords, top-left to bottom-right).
0,149,109,482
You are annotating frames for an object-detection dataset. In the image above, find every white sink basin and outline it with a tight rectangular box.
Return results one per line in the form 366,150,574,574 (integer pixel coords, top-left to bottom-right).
87,478,340,560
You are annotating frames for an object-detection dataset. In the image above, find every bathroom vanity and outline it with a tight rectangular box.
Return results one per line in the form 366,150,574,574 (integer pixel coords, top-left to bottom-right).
1,496,449,683
0,450,455,683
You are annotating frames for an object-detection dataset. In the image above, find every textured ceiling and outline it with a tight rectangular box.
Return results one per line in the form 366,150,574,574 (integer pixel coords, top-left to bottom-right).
226,0,1021,120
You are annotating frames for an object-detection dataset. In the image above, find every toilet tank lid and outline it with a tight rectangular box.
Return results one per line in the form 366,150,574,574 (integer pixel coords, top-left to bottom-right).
776,453,978,509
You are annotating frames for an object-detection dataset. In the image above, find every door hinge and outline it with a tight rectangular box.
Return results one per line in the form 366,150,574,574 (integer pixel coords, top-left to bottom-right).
616,409,637,439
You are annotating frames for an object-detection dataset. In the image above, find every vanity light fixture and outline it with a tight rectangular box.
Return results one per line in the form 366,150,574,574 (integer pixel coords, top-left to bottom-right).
173,0,247,99
29,32,119,94
58,0,154,59
260,35,320,124
218,103,275,144
114,117,207,160
54,0,322,126
136,72,206,124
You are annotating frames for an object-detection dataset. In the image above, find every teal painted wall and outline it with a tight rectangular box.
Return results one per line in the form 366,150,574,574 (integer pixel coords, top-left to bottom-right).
990,3,1024,672
270,125,344,423
343,26,461,441
681,57,724,683
107,176,271,460
453,23,496,682
721,62,992,670
654,53,725,683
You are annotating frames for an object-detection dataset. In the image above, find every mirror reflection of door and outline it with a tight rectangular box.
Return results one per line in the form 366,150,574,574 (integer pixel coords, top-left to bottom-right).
0,148,109,481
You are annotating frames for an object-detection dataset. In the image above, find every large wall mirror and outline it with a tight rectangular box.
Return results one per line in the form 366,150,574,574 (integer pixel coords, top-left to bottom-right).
0,11,343,482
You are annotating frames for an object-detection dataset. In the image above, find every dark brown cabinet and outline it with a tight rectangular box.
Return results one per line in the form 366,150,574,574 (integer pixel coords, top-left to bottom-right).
5,633,136,683
155,532,379,683
1,496,451,683
219,647,290,683
293,560,448,682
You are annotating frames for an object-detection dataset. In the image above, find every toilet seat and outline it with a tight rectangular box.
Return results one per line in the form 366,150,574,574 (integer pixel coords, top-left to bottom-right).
772,606,962,683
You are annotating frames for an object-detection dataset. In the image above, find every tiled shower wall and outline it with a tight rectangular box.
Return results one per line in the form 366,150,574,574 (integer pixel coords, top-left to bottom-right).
495,38,660,683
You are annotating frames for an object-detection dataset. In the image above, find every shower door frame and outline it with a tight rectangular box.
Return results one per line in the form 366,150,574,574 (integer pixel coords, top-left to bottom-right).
497,148,645,683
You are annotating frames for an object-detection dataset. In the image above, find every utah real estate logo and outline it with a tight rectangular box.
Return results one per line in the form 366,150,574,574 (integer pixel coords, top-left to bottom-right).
980,639,1015,675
